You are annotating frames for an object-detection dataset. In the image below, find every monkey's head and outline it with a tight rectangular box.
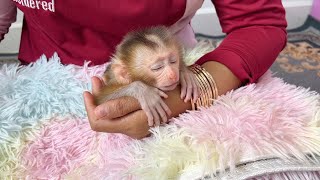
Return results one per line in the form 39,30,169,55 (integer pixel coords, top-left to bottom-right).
109,26,184,91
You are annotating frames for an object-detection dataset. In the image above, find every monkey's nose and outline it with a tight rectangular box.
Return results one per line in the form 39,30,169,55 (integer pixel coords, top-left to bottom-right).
169,73,177,81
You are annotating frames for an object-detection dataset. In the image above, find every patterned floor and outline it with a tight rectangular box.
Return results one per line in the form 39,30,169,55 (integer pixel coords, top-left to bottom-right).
272,16,320,93
196,16,320,93
1,16,319,92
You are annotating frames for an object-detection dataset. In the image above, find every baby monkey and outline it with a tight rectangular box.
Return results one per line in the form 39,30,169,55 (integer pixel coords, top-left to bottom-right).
94,26,199,127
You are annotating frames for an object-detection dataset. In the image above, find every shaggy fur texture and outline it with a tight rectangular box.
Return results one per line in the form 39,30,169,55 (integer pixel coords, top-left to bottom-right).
0,52,319,179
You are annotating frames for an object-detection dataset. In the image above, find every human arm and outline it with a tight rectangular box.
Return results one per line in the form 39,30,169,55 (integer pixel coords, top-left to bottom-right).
84,62,240,139
0,0,17,42
196,0,287,84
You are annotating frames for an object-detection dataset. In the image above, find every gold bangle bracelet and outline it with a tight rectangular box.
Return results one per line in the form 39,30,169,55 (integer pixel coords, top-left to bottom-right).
190,65,207,109
189,64,218,110
201,67,218,99
193,66,211,106
196,64,218,100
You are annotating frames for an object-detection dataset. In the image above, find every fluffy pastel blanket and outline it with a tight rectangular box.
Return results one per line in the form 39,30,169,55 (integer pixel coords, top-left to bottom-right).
1,52,320,180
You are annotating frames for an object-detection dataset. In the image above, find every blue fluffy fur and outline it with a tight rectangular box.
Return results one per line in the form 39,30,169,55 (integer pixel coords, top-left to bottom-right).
0,53,89,144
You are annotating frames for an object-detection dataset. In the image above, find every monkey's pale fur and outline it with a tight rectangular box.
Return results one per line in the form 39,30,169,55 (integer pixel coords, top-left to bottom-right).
94,26,199,127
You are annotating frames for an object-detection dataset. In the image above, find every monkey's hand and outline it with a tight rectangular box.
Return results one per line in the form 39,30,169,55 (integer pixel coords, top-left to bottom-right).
180,66,199,103
131,81,172,127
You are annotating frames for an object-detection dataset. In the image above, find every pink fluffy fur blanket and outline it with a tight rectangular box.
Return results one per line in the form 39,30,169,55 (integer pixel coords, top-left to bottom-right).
0,53,320,180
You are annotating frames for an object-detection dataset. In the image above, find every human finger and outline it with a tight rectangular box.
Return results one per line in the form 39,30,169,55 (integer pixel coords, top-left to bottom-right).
91,76,104,96
83,91,121,133
94,96,140,119
83,91,97,123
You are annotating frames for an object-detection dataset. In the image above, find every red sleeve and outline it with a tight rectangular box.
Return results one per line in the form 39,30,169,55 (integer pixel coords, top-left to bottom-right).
0,0,17,42
196,0,287,84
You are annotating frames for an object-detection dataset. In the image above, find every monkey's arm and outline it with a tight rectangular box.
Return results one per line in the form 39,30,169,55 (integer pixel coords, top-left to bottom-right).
86,63,241,139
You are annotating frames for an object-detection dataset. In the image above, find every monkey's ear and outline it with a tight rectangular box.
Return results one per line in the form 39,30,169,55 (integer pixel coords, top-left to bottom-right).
111,62,131,84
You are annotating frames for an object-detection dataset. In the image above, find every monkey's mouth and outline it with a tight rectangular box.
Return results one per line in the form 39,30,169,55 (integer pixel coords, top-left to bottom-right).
160,82,179,91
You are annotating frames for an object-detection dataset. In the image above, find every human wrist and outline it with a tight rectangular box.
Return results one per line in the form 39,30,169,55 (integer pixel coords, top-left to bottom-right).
162,60,241,114
164,87,192,117
120,110,151,139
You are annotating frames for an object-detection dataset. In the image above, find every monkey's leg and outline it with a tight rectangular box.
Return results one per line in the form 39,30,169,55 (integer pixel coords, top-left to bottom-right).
105,81,172,127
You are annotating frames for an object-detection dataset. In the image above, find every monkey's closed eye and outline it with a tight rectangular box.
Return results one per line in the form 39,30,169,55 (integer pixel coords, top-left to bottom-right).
151,65,164,71
169,58,177,64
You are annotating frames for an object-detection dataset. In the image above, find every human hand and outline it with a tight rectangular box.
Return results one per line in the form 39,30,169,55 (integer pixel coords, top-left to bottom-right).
83,76,151,139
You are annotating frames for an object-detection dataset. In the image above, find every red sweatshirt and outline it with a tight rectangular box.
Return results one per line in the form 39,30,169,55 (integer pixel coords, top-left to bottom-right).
0,0,287,84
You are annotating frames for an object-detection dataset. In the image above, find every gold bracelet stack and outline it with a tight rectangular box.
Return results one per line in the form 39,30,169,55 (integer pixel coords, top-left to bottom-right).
189,64,218,110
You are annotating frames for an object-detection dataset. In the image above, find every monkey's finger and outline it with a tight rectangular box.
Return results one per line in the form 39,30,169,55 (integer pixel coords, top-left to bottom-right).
180,74,187,99
91,76,105,96
142,105,154,127
184,75,193,102
191,76,199,102
159,100,172,117
150,107,160,127
155,104,168,124
157,89,168,98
